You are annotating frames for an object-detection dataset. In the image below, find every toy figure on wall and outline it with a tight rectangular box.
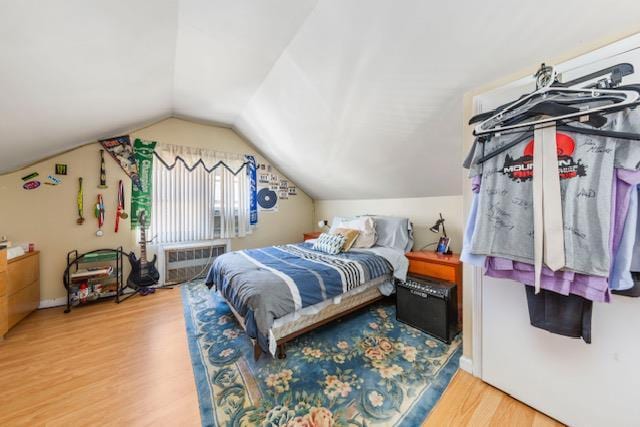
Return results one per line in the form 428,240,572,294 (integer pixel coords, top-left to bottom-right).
99,135,142,190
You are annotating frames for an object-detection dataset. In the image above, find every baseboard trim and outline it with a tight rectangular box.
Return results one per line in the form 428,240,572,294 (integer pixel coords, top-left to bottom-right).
459,355,473,374
39,297,67,309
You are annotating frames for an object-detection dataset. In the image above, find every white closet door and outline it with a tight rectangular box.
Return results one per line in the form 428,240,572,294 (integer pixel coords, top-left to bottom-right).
476,44,640,427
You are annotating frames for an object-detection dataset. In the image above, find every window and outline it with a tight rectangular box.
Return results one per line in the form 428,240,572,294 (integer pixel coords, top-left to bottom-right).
150,145,251,244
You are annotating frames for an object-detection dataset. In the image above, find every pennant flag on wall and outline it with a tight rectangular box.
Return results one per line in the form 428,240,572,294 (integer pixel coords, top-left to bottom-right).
99,135,143,190
246,155,258,225
131,139,156,229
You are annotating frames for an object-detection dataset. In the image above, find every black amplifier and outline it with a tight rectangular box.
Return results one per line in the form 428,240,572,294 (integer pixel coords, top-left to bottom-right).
396,275,459,344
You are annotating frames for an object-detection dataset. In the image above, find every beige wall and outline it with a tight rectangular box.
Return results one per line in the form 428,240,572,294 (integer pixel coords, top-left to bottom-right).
0,118,314,304
314,196,463,253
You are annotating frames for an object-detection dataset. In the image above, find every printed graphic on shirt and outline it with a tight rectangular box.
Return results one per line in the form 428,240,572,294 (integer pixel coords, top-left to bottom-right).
501,133,587,182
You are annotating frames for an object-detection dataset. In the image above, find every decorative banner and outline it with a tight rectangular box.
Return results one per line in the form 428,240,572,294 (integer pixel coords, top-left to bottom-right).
21,172,38,181
246,155,258,225
257,186,278,212
23,180,40,190
46,175,61,185
95,194,105,237
99,135,142,190
77,177,85,225
131,139,156,229
98,149,108,189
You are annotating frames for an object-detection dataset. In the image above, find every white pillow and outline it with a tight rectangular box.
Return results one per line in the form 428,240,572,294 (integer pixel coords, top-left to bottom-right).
330,216,376,248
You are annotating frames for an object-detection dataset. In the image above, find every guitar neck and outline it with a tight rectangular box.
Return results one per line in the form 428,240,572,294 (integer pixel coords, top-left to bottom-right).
139,227,147,264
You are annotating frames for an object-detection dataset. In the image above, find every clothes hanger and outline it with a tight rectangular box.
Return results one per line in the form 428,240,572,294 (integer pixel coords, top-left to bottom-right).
473,65,640,136
468,64,638,125
475,120,640,164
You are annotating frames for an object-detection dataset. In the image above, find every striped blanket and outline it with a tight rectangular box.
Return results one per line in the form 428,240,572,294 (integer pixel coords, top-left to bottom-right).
205,243,393,353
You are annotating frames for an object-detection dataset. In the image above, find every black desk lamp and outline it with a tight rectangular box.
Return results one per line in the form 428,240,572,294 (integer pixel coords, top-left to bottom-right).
429,213,447,238
428,213,452,254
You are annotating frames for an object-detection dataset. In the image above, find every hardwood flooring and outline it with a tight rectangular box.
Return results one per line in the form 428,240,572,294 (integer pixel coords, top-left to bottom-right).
0,288,200,427
424,370,564,427
1,286,562,426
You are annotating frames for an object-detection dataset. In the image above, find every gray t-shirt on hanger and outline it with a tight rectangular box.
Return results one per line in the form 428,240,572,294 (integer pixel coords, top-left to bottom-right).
467,108,640,277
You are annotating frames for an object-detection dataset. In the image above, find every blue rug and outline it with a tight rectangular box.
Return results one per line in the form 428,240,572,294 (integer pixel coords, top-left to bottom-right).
181,281,461,427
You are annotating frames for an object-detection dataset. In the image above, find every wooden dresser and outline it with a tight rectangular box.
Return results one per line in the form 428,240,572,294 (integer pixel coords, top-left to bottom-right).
1,250,40,338
0,249,8,339
405,251,463,325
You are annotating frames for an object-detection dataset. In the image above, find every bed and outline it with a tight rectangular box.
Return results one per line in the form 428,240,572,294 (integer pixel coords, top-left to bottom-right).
205,216,412,359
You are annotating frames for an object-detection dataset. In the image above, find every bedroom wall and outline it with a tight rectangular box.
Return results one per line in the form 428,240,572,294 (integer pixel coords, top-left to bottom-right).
314,196,463,253
0,117,314,305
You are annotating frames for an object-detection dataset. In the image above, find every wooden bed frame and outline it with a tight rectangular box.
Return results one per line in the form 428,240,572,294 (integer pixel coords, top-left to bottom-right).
224,289,385,360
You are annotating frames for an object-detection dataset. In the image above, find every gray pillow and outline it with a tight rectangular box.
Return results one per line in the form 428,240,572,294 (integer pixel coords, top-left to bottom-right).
365,215,413,252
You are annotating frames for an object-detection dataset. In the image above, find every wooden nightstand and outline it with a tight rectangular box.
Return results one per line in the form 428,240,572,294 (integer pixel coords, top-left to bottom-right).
405,251,463,325
303,231,322,241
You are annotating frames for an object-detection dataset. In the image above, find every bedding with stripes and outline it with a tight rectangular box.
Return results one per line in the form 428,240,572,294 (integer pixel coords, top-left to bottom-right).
205,242,393,353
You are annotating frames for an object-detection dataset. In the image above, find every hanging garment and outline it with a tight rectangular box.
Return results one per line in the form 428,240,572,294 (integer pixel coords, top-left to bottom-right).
525,286,593,344
486,257,610,302
461,175,487,267
465,109,640,277
613,272,640,297
532,123,565,293
483,166,640,300
610,182,639,290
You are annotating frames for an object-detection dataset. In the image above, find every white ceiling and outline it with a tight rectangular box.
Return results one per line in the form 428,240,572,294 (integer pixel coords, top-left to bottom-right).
2,1,640,199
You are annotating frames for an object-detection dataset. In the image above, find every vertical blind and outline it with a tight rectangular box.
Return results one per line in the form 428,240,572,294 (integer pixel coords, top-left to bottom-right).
150,144,251,243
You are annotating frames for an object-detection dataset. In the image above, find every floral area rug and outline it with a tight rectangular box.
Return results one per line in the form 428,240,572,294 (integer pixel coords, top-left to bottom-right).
181,281,461,427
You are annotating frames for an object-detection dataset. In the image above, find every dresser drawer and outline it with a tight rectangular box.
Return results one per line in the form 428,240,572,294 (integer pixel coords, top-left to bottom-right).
0,294,7,336
0,271,7,296
8,280,39,329
408,259,455,283
8,252,39,295
0,249,6,273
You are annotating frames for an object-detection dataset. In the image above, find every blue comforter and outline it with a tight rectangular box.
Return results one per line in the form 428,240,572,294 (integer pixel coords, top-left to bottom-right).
205,243,393,353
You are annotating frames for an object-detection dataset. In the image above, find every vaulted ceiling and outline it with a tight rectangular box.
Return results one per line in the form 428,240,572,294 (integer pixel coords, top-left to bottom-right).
2,0,640,199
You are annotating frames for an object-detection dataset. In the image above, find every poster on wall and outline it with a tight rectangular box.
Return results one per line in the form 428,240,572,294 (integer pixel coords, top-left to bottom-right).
99,135,143,190
257,185,278,212
258,172,270,184
130,139,156,229
288,186,297,196
279,190,288,200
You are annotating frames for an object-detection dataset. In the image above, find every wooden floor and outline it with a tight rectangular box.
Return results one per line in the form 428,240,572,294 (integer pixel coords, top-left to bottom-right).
0,288,200,427
1,287,562,427
424,370,563,427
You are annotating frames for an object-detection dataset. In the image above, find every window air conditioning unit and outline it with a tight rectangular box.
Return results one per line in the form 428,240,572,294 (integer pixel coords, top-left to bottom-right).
158,240,229,285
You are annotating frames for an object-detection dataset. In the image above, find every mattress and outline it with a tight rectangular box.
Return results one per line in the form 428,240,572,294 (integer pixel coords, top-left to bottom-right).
223,274,391,355
271,274,390,339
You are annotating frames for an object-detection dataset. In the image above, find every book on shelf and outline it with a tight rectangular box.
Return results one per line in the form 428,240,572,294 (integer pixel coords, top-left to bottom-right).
71,265,113,279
